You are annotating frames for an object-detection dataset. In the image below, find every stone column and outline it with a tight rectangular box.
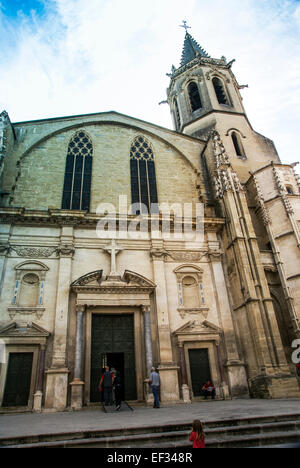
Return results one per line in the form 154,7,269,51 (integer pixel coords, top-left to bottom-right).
45,228,74,411
70,305,85,410
33,345,46,412
179,344,191,403
150,244,180,403
142,305,153,375
142,305,154,405
0,237,10,298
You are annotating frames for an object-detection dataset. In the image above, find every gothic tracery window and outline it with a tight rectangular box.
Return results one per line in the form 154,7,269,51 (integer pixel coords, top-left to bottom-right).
62,131,93,211
130,136,158,214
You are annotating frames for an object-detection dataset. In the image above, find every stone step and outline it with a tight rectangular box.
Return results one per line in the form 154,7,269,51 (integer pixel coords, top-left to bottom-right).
2,414,300,448
2,411,300,447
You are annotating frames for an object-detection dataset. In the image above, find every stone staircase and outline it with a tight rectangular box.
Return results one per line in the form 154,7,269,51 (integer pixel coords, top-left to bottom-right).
1,413,300,448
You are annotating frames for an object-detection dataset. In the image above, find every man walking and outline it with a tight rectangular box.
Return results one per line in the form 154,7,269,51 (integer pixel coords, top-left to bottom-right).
149,367,160,408
101,365,114,406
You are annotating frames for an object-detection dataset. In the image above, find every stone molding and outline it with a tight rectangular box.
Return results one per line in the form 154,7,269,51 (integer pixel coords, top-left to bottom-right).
7,306,45,320
177,307,209,319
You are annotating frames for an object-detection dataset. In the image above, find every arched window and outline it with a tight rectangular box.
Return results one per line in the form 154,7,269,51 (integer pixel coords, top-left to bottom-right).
231,131,246,159
174,99,181,130
130,136,158,214
286,185,293,195
188,82,202,112
212,77,229,105
62,131,93,211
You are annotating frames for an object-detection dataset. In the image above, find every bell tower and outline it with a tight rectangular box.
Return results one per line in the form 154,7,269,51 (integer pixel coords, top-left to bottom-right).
166,23,281,181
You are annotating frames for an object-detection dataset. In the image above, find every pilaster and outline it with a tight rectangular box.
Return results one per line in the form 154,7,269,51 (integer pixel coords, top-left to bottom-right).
207,235,248,397
45,226,74,411
150,241,180,403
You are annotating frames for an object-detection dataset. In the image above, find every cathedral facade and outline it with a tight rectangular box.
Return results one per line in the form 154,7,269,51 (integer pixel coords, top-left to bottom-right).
0,29,299,412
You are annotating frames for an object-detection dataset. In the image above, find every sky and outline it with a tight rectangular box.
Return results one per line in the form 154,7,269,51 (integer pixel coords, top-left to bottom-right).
0,0,300,171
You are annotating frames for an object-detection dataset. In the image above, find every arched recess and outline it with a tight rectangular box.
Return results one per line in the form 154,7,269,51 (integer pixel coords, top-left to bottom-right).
174,265,207,319
270,290,292,355
9,260,49,320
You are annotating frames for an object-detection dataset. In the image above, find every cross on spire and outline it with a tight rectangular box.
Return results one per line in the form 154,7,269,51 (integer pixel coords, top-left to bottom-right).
180,20,191,32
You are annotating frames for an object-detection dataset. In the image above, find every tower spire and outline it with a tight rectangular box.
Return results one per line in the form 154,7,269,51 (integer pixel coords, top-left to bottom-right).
179,22,210,67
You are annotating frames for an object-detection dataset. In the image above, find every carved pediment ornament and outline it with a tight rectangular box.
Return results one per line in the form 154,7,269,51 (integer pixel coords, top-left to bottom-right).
71,270,103,287
71,269,156,294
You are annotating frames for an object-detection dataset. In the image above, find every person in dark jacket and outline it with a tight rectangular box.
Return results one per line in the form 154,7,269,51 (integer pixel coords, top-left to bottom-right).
113,370,123,411
99,366,114,405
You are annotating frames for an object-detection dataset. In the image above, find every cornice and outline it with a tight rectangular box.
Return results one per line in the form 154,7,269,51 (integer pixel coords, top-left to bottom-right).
0,207,225,231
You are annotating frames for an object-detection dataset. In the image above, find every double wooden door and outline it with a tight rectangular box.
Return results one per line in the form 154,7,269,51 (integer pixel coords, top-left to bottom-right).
90,314,137,402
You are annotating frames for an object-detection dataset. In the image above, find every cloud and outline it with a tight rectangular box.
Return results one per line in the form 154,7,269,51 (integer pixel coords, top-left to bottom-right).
0,0,299,171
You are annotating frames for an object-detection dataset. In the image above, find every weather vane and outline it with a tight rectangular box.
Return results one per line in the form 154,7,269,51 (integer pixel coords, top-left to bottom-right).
180,20,191,32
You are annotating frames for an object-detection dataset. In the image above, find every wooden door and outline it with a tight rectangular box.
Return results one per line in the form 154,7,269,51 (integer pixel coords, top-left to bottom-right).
2,353,33,407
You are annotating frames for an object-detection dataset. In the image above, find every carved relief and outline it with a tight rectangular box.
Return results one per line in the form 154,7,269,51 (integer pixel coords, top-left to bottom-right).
272,165,294,215
212,132,244,199
151,249,207,263
11,246,57,258
252,174,271,226
167,251,207,262
56,244,75,258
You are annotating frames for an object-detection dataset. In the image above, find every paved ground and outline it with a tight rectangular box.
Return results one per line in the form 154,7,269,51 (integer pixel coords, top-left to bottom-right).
0,399,300,439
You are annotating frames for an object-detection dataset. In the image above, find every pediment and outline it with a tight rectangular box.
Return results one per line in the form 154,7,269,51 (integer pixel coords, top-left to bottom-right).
0,322,50,338
123,270,156,289
71,270,103,287
174,320,222,336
